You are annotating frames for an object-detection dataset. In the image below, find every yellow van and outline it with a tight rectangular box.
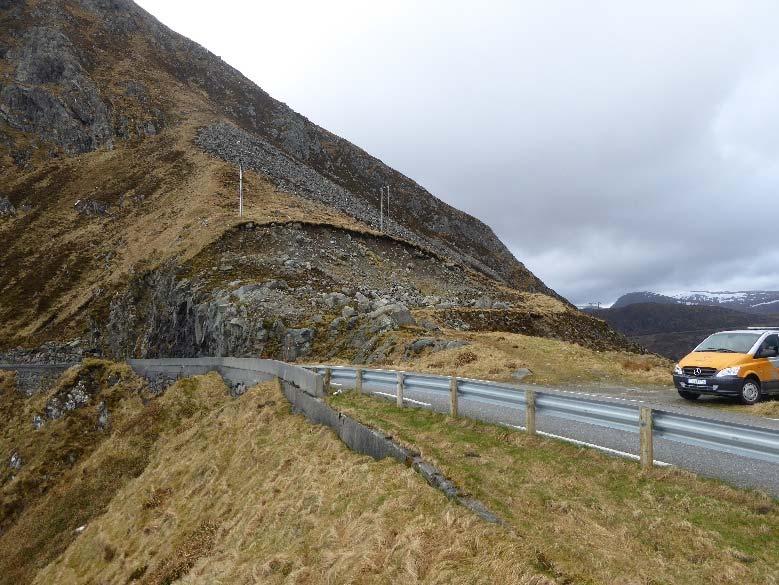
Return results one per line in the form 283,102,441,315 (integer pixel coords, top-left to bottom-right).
673,329,779,404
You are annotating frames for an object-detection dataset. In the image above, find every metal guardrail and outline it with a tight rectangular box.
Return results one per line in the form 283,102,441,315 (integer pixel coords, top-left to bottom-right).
307,365,779,466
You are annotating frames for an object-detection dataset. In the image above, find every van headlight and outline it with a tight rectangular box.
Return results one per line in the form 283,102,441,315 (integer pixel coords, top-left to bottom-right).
674,364,683,375
716,366,740,377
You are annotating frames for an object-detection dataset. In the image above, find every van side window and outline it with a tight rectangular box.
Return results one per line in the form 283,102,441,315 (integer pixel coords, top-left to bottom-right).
759,334,779,355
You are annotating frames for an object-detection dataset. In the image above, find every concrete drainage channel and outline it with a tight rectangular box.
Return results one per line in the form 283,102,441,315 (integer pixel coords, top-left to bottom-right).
127,358,504,525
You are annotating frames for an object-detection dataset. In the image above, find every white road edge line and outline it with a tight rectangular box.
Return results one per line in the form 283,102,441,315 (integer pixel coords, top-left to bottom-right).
505,424,671,467
374,391,432,407
555,389,643,404
361,387,669,466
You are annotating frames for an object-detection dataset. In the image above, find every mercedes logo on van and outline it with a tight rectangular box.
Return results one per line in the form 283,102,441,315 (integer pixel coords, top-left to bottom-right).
693,367,702,376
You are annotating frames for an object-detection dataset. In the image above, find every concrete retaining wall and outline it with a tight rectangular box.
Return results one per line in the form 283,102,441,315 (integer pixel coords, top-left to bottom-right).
127,357,324,397
0,363,77,395
280,378,412,463
128,357,501,524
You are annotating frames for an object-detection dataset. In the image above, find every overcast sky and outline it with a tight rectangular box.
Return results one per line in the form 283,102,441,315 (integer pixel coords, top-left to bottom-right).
137,0,779,305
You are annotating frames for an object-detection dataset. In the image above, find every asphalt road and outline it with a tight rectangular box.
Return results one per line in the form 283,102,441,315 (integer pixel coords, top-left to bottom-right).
331,378,779,497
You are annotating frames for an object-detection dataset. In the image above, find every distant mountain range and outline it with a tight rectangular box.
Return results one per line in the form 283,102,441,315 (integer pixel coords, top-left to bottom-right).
610,290,779,315
584,290,779,360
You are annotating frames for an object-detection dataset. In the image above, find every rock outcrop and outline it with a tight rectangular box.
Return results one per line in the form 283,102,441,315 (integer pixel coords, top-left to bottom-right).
0,197,15,217
0,0,641,364
0,26,113,154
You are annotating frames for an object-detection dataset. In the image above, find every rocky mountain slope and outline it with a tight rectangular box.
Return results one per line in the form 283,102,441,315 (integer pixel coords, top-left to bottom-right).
0,0,637,364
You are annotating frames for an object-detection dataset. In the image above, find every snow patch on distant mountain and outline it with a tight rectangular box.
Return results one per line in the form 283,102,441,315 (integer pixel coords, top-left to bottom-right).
663,291,749,303
612,290,779,314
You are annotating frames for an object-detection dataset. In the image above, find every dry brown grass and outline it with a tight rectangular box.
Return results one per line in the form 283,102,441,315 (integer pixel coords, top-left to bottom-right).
0,110,409,350
454,350,478,367
0,361,224,584
0,370,15,393
6,362,777,584
332,392,779,585
621,357,653,372
391,330,674,387
31,376,554,585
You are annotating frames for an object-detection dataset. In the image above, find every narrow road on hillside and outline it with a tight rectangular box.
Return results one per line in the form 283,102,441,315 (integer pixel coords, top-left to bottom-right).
333,378,779,497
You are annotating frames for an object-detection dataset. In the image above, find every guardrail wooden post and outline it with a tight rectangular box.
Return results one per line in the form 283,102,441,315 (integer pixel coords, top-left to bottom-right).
396,371,404,408
640,407,653,469
449,376,459,417
525,389,536,435
355,367,363,394
324,367,332,394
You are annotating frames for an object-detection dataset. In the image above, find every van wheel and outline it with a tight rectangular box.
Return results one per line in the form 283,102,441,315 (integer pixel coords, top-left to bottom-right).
740,378,761,405
678,390,700,401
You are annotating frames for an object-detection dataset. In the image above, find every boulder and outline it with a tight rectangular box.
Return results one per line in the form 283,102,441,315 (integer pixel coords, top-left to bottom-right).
341,305,357,319
74,198,109,216
418,318,441,332
404,338,469,358
264,279,289,290
44,378,92,420
0,196,15,217
233,284,263,300
322,291,349,309
408,338,435,353
9,451,22,470
281,328,315,361
354,292,371,313
422,295,440,307
97,401,110,430
367,303,416,327
474,296,493,309
230,382,249,398
511,368,533,381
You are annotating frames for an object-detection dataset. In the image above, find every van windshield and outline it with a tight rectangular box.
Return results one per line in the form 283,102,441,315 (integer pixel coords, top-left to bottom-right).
694,332,761,354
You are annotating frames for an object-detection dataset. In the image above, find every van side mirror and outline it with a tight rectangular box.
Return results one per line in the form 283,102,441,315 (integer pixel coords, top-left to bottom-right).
758,347,779,358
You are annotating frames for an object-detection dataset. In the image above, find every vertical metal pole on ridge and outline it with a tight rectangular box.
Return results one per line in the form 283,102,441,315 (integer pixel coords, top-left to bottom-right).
239,162,244,217
449,376,459,417
525,389,536,435
640,407,654,469
396,371,404,407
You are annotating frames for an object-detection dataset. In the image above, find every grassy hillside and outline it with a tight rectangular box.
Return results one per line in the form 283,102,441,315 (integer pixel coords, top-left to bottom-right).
1,363,546,584
0,115,379,349
2,362,777,584
332,392,779,585
351,330,673,387
0,360,212,583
